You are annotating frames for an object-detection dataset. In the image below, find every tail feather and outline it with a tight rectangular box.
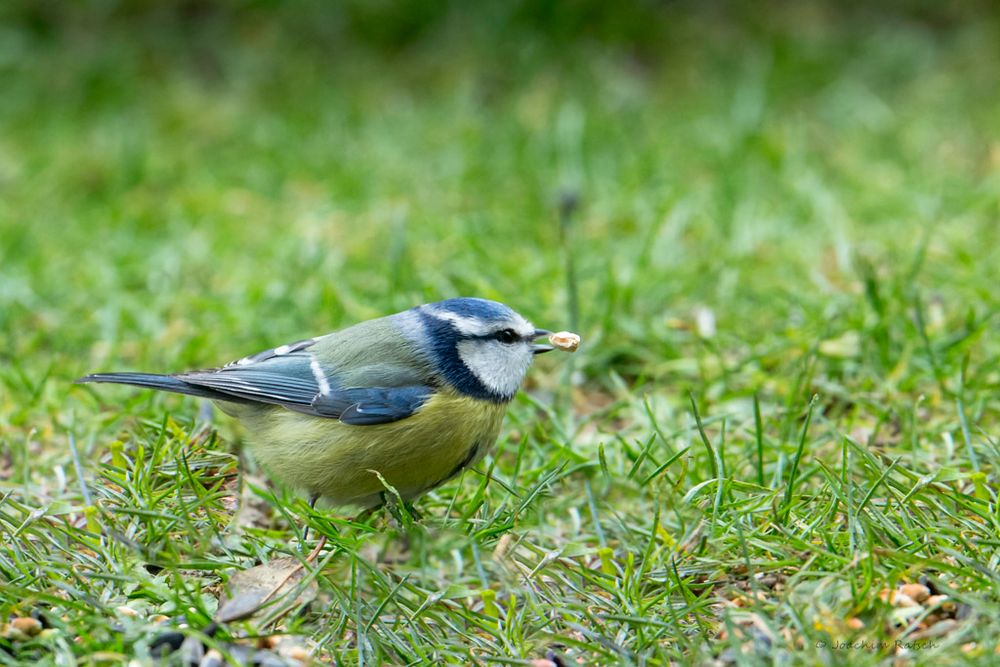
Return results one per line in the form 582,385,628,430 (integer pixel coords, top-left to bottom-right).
76,372,250,403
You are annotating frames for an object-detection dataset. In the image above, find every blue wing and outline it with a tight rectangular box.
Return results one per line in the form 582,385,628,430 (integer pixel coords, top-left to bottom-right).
176,349,431,424
178,351,322,408
81,337,434,425
310,386,432,425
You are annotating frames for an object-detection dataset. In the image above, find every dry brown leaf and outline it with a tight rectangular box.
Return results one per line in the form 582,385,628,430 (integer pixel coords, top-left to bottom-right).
216,558,317,624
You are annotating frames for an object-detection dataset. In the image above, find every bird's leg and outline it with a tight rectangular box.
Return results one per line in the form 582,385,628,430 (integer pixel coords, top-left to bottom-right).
404,500,423,523
362,492,414,564
301,493,319,545
383,493,423,558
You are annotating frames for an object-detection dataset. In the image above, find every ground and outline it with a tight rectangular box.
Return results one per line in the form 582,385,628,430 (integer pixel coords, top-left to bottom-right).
1,2,1000,665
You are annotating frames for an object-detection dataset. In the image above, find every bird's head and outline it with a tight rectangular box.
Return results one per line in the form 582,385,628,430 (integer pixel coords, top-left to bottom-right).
412,298,553,402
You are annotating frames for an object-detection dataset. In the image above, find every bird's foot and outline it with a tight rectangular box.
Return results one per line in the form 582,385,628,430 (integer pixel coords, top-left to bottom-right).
381,492,422,528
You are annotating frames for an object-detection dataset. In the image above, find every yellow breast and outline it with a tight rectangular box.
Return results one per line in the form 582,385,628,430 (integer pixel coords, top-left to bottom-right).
235,391,508,507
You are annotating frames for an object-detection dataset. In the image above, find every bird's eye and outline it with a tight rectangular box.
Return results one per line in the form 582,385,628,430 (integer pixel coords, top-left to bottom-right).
496,328,519,344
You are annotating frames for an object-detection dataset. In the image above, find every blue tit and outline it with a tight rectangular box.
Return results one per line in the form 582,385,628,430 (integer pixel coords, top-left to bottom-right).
78,298,573,508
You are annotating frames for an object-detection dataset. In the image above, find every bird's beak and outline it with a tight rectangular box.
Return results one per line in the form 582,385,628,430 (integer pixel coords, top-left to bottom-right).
531,329,554,354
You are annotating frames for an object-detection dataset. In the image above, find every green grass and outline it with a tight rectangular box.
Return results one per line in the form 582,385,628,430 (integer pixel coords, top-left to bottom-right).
3,2,1000,665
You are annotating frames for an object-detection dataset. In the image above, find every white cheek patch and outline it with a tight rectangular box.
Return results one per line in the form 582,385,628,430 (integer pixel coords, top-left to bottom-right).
456,339,533,399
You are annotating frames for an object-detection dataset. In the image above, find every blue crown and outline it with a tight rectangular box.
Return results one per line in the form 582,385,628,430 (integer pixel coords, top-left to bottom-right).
431,297,516,323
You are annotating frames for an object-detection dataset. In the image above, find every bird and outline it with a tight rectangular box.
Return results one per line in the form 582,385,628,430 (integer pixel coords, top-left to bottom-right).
77,298,575,509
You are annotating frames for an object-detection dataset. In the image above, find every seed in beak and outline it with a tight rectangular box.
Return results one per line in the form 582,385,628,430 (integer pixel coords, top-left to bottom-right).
548,331,580,353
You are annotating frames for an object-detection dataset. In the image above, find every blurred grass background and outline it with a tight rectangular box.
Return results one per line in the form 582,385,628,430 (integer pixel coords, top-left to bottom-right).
2,1,1000,665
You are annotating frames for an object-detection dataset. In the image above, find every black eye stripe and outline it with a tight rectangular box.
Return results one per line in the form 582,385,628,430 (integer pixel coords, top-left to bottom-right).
464,329,523,343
